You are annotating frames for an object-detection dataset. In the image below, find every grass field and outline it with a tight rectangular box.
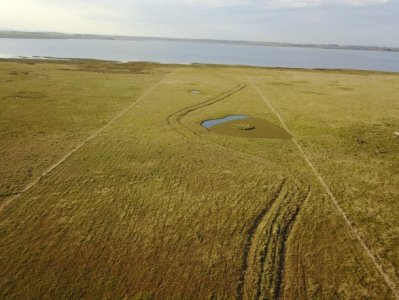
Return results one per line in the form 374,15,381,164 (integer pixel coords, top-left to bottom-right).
0,59,398,299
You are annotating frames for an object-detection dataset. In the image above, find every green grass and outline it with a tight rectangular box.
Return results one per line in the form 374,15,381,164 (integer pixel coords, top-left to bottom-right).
0,59,398,299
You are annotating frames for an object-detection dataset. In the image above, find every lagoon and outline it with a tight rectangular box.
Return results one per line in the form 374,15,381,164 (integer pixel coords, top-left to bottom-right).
1,38,399,72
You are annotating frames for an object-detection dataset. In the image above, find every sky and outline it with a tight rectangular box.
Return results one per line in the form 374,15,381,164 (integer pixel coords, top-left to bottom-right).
1,0,398,47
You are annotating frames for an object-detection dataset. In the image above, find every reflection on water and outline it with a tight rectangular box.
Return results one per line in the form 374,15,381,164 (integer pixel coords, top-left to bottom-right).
202,116,292,139
201,115,249,129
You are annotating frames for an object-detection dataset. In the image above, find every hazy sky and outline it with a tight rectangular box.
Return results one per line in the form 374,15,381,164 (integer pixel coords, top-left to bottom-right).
1,0,398,46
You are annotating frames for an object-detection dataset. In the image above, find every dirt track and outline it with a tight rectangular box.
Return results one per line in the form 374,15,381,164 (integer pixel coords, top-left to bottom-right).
0,77,167,214
245,73,399,299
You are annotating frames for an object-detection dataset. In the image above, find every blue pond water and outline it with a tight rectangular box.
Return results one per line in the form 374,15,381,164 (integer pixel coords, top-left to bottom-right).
201,115,249,129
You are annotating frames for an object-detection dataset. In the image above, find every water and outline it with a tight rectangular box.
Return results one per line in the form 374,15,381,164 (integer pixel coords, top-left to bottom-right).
201,115,249,129
191,89,202,95
1,38,399,72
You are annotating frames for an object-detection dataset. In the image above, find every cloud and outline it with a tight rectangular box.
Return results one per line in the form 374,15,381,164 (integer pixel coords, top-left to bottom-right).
177,0,393,8
0,0,397,46
0,0,127,33
179,0,249,7
341,0,391,6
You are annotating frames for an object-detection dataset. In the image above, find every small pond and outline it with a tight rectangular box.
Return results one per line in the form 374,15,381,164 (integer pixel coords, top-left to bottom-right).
201,115,292,139
201,115,249,129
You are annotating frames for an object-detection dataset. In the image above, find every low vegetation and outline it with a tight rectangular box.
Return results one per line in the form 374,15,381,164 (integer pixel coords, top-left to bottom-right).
0,59,398,299
234,123,255,130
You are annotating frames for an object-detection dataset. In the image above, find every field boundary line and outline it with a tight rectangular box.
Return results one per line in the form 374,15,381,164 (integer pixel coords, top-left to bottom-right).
245,74,399,298
0,77,166,214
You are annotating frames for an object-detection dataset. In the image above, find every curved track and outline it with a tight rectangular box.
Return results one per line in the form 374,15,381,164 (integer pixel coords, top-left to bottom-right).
237,180,310,300
166,82,312,299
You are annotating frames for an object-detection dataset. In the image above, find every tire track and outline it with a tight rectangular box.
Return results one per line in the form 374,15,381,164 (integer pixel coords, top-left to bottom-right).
245,73,399,298
166,80,310,299
0,77,166,214
273,190,310,300
165,84,277,167
292,208,311,299
0,192,20,198
237,180,310,300
254,192,289,300
166,84,246,139
236,179,286,300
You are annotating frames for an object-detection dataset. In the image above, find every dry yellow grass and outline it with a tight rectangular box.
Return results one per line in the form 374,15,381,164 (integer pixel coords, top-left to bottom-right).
0,59,398,299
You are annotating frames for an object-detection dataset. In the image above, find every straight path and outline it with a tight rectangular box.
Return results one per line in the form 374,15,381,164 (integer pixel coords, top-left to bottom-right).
244,74,399,299
0,76,166,214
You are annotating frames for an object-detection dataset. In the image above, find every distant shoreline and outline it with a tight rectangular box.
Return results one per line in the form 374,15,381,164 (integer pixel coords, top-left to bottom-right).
1,30,398,53
1,57,399,75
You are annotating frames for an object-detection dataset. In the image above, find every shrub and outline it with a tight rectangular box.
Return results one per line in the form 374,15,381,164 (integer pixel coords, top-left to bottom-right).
233,123,255,130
